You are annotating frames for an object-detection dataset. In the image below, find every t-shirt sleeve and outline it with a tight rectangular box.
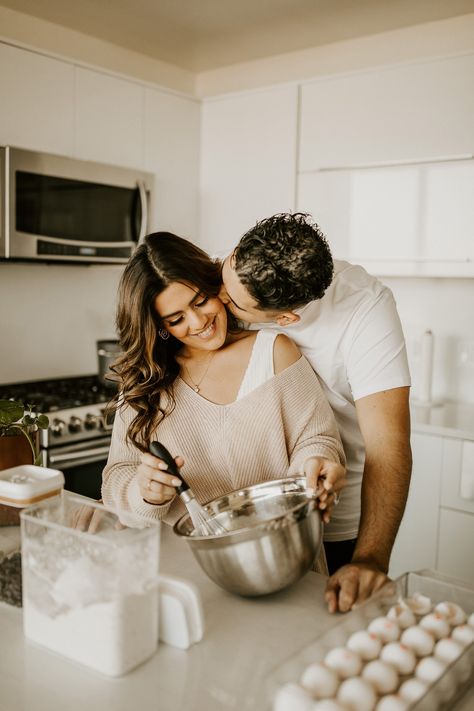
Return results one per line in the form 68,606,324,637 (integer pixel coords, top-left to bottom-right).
345,288,411,401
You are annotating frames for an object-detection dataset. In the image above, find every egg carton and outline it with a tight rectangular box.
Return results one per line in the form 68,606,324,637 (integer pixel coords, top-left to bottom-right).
261,570,474,710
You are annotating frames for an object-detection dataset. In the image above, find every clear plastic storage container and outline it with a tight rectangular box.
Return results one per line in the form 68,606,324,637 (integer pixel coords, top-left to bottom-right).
20,492,160,676
264,570,474,710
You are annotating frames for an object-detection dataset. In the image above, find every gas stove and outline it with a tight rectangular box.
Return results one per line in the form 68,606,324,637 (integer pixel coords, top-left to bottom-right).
0,376,116,498
0,375,116,447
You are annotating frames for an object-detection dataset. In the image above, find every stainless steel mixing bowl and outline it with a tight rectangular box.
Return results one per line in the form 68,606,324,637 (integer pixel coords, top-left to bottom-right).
173,477,322,597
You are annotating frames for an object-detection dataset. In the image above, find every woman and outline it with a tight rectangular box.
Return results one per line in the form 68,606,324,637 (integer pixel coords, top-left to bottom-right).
102,232,346,532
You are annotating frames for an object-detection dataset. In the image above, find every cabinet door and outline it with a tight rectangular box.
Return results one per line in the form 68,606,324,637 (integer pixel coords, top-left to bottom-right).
144,88,200,239
0,42,74,155
199,85,298,254
440,438,474,515
437,508,474,584
297,160,474,275
389,433,443,579
75,67,144,168
299,54,474,171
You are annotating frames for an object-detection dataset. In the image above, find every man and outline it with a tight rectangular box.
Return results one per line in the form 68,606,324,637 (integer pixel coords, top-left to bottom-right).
218,212,412,613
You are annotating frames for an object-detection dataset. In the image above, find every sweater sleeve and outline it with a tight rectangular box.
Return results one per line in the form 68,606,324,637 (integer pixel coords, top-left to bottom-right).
101,403,174,525
279,357,346,476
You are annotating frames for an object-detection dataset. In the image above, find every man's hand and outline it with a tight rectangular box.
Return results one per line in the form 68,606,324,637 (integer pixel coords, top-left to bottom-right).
325,560,389,613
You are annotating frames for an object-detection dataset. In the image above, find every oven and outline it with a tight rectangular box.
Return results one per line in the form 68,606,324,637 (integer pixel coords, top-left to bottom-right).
0,376,115,500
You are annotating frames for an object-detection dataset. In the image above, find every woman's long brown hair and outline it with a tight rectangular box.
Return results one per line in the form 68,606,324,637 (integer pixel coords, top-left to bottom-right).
110,232,223,452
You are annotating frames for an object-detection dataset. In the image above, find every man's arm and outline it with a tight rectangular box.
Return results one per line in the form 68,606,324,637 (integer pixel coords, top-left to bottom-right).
325,386,412,613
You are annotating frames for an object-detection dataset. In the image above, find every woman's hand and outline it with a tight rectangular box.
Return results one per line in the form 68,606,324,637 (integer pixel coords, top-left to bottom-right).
137,452,185,505
303,456,347,524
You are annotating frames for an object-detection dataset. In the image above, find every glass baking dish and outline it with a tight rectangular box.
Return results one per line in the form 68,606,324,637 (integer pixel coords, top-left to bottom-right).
262,570,474,710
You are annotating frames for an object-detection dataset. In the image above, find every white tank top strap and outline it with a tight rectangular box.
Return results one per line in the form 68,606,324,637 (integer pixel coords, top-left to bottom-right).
236,329,279,401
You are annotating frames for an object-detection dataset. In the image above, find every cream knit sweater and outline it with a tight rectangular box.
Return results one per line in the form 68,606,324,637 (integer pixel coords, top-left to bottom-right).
102,355,345,527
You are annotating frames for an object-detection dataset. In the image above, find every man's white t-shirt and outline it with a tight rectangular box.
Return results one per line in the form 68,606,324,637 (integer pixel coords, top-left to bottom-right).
249,260,411,542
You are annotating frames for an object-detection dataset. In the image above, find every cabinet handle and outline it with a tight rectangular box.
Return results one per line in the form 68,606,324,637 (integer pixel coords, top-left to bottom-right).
460,441,474,500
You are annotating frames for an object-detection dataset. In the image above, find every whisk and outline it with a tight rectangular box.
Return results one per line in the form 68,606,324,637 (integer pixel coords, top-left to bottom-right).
150,441,227,536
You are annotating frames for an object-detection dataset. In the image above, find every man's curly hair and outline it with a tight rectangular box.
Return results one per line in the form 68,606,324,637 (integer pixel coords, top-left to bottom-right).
233,213,334,310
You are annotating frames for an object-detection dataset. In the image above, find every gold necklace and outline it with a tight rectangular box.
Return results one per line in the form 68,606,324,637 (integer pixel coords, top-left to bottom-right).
182,352,217,393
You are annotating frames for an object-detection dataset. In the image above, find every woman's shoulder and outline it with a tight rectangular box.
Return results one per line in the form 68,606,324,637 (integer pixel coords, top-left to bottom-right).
272,332,301,375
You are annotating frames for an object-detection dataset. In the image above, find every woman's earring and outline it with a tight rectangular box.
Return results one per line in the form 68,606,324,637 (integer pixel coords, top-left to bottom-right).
158,328,170,340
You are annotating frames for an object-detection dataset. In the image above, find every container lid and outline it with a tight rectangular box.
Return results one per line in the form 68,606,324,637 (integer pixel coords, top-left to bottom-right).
0,465,64,507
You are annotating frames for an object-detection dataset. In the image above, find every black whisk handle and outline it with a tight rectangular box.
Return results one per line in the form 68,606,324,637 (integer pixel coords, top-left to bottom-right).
150,441,189,494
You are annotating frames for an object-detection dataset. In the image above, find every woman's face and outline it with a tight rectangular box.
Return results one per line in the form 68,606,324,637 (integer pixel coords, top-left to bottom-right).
154,282,228,353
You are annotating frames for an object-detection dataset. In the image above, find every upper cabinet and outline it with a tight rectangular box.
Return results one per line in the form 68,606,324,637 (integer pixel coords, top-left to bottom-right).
144,89,200,239
0,43,74,156
199,85,298,254
297,54,474,276
299,54,474,171
75,68,144,169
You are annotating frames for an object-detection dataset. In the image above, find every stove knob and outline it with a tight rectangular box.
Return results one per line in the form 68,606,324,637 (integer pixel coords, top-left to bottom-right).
84,413,99,430
68,416,83,433
51,418,66,436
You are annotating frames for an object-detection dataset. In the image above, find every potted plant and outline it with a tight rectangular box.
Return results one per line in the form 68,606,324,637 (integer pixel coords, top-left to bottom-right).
0,400,49,470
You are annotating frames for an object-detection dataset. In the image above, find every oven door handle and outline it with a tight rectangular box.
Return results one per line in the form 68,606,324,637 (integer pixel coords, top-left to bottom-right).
49,446,111,465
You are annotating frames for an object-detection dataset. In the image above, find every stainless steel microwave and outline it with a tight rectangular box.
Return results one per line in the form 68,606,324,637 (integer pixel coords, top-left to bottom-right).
0,146,153,264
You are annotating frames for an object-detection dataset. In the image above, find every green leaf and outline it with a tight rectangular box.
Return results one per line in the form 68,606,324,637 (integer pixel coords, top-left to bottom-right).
36,415,49,429
0,399,24,427
24,414,36,426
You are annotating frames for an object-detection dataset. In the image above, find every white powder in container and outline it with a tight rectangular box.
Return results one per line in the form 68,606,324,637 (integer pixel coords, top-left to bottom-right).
24,587,158,676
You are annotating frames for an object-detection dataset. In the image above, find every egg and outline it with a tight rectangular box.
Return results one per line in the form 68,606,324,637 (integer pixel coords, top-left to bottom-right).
415,656,447,683
416,656,455,703
398,678,429,703
300,662,339,699
375,696,409,711
380,642,417,674
434,601,467,626
452,623,474,647
324,647,363,679
404,592,432,615
434,637,464,664
312,701,348,711
337,677,377,711
435,637,472,683
387,602,416,630
273,682,314,711
362,660,399,694
367,616,400,643
467,612,474,629
419,613,451,640
400,625,435,657
346,630,382,661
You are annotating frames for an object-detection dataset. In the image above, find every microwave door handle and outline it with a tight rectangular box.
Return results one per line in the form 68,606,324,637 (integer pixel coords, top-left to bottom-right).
137,179,148,243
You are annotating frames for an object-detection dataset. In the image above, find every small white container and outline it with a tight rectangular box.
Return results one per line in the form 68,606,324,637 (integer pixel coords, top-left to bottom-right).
0,465,64,525
21,492,160,677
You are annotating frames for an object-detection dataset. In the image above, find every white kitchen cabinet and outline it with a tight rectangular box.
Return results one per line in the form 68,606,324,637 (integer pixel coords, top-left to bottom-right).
199,85,298,254
0,42,74,155
390,431,474,584
74,67,144,169
297,158,474,276
299,53,474,172
437,509,474,583
144,88,200,239
389,433,443,579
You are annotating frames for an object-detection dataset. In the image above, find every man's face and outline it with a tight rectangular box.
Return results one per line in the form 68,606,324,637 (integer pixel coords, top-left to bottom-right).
219,253,276,324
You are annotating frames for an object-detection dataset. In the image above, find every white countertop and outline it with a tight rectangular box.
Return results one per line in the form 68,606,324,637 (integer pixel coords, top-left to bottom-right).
1,525,473,711
411,400,474,441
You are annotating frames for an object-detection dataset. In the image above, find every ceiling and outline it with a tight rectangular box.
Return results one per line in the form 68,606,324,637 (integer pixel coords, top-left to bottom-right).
2,0,474,72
